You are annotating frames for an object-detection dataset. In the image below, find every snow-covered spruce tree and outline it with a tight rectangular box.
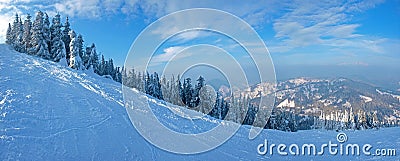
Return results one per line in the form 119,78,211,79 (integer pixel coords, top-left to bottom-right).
29,11,50,59
22,14,32,53
107,58,115,78
87,43,99,72
268,109,278,130
11,13,24,52
76,34,84,60
372,111,380,129
115,67,122,83
62,16,71,63
6,23,12,44
15,17,24,52
10,13,19,46
180,78,186,105
222,102,229,120
149,73,155,96
183,78,193,107
50,13,67,65
198,85,216,115
168,74,183,106
239,95,249,124
243,103,258,125
152,72,163,100
144,72,151,95
225,95,238,122
161,75,170,102
97,55,105,75
126,68,136,88
137,71,144,92
175,75,184,105
68,30,83,70
43,13,51,56
168,75,179,105
209,92,220,118
289,111,298,132
84,46,91,70
210,92,226,119
193,76,205,107
121,67,128,86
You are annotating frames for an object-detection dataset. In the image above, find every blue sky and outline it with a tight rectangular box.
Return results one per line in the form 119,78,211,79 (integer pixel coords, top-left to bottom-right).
0,0,399,83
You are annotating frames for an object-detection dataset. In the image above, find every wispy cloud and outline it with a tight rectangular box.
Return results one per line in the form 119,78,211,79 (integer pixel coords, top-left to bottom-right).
270,0,386,53
53,0,102,18
151,46,187,63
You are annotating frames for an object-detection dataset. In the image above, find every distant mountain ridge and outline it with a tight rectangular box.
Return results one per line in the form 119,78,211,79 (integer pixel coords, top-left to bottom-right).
243,77,400,125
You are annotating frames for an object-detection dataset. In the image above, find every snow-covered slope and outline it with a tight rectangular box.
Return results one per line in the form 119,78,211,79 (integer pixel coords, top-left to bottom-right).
1,44,399,160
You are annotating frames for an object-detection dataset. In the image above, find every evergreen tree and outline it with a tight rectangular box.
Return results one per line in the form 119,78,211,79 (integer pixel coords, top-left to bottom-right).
11,13,24,52
5,23,12,44
168,75,177,104
152,72,163,100
15,17,24,52
161,75,170,102
372,111,379,129
98,55,106,75
193,76,205,107
84,46,91,69
349,107,355,130
170,74,184,106
268,109,278,129
121,67,128,86
177,75,184,106
50,13,67,64
137,71,144,92
125,68,135,88
244,104,258,125
239,95,249,124
183,78,193,106
62,17,71,62
29,11,50,58
145,72,151,95
221,101,229,120
210,92,221,118
289,112,298,132
115,67,122,83
43,13,51,55
22,14,32,53
76,34,84,61
10,13,19,46
68,30,83,70
198,85,216,114
88,43,99,72
107,59,115,78
225,95,238,122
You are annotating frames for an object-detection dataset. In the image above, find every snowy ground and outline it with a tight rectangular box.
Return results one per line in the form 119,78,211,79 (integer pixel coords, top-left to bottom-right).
1,44,399,160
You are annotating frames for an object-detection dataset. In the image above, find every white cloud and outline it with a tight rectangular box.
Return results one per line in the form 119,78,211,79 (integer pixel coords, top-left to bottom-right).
151,46,187,63
270,0,386,53
54,0,101,18
101,0,123,14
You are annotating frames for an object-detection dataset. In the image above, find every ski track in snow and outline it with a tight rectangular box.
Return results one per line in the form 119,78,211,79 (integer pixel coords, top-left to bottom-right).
1,44,399,161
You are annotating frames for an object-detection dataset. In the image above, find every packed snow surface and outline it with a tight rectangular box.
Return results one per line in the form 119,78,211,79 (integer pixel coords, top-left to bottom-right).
1,44,399,160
